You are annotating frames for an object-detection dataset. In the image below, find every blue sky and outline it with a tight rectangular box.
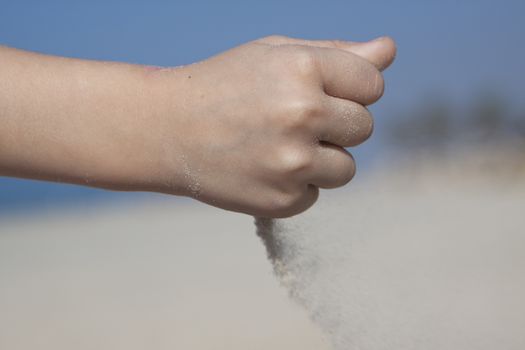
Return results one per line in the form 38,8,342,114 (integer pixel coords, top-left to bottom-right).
1,0,524,213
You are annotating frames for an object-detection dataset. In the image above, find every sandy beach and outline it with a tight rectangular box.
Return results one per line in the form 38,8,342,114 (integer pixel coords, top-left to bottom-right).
0,201,328,350
1,149,524,349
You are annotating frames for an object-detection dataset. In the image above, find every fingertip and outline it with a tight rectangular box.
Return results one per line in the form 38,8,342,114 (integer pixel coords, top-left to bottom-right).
345,36,397,71
374,36,397,71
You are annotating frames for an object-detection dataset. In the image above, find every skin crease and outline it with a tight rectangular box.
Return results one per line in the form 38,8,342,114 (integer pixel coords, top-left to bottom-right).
0,36,396,218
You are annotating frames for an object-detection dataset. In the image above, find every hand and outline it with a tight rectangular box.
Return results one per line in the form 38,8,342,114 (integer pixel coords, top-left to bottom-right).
151,35,396,218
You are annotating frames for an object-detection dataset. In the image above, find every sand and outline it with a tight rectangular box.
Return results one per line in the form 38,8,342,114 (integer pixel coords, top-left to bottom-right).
0,201,328,350
256,150,525,350
1,148,524,349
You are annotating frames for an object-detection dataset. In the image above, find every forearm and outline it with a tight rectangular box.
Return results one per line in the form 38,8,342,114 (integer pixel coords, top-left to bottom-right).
0,36,395,218
0,46,183,193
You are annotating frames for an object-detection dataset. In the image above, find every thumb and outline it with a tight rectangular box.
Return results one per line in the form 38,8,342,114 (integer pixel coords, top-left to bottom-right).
258,35,397,71
342,37,397,71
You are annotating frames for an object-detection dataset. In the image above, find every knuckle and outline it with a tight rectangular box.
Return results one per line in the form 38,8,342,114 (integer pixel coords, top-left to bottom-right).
280,97,321,132
259,34,286,44
289,97,320,118
277,146,313,175
277,192,300,211
261,191,299,218
266,186,319,218
290,49,319,77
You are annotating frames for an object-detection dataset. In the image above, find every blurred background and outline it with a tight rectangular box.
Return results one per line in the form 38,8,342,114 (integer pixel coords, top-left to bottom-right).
1,0,524,214
1,1,524,349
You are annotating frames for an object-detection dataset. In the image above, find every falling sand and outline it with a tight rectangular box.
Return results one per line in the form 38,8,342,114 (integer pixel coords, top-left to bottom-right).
255,150,525,350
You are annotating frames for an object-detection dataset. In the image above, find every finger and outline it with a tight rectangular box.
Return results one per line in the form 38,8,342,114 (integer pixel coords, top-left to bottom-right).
306,143,356,189
314,96,374,147
313,46,385,105
258,35,396,71
278,184,320,218
342,37,397,71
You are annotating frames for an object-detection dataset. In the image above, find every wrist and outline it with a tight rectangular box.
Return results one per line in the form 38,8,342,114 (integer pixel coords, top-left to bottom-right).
108,65,190,196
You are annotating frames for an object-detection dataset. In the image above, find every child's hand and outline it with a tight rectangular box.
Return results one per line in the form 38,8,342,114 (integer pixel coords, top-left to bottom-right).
0,36,395,218
151,35,396,217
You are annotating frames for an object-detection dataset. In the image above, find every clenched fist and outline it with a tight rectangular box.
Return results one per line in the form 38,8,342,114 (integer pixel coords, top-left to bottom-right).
148,35,396,217
0,35,396,218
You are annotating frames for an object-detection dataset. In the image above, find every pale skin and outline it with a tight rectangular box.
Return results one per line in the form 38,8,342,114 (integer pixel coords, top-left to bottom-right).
0,35,396,218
